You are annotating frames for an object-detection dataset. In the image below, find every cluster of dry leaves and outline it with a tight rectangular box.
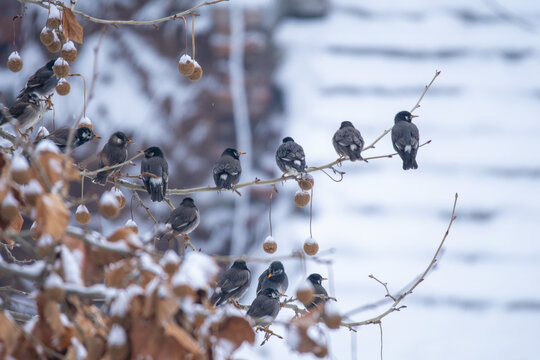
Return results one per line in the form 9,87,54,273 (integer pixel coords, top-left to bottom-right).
0,147,333,359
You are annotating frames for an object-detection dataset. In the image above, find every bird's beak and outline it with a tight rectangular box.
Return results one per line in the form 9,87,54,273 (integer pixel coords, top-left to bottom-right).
267,273,273,278
94,134,101,139
411,115,419,118
239,152,246,155
139,149,144,153
280,293,287,297
128,139,133,143
322,277,328,281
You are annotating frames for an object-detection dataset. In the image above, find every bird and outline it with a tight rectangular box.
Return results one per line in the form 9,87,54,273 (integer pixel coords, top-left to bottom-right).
275,137,306,175
332,121,364,162
213,148,244,190
166,197,200,238
93,131,132,185
256,261,288,295
1,92,40,130
210,260,251,306
37,126,99,152
246,287,282,327
305,273,328,310
140,146,168,202
19,59,58,98
391,111,420,170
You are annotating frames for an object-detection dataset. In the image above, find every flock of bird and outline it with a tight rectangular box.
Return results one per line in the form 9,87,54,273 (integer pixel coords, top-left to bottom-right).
2,59,422,326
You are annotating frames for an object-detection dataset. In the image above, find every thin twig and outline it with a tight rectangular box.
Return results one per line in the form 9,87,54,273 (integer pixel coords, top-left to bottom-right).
368,274,396,302
342,193,458,328
83,152,143,177
17,0,228,26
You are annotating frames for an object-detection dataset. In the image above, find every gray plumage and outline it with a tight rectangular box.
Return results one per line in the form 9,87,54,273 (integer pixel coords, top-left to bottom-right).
246,288,281,327
275,137,306,174
211,260,251,306
38,127,98,152
141,146,168,202
306,273,328,310
391,111,419,170
213,148,242,190
2,92,40,129
166,197,200,235
19,59,58,97
332,121,364,161
93,131,131,185
256,261,288,295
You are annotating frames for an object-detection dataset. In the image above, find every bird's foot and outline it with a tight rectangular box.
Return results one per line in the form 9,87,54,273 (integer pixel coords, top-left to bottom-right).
232,187,242,197
336,156,345,166
40,96,54,110
230,299,243,309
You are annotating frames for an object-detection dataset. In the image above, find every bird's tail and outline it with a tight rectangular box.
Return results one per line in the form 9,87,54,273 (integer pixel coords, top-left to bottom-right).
402,156,418,170
93,170,109,185
350,151,363,162
150,184,164,202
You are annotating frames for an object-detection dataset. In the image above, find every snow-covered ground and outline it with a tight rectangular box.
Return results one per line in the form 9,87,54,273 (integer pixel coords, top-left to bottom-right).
238,0,540,359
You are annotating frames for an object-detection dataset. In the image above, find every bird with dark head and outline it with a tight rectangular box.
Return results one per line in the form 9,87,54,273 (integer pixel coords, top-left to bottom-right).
391,111,420,170
1,92,41,130
213,148,244,190
256,261,288,295
93,131,132,185
38,126,99,152
246,287,282,327
306,273,328,310
211,260,251,307
275,136,306,175
166,197,200,238
332,121,364,162
140,146,168,202
19,59,58,98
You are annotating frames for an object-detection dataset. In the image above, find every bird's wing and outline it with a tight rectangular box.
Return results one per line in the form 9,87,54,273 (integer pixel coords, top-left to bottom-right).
410,123,420,148
161,158,169,196
278,143,305,162
256,268,269,294
45,128,70,147
213,158,240,175
169,206,198,230
220,269,250,294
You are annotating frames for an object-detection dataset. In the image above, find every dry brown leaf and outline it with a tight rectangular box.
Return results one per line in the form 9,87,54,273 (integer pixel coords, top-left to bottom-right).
44,299,65,336
156,296,179,324
30,151,78,191
289,313,328,357
215,316,255,350
129,319,188,360
163,321,202,356
62,7,84,44
35,193,69,240
105,259,136,288
0,154,10,204
0,311,21,355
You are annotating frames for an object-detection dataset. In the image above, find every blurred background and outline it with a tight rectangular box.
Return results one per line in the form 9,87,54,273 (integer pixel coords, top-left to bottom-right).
1,0,539,358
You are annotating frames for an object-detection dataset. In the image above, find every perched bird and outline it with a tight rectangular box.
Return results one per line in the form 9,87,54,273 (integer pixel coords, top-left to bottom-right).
391,111,420,170
213,148,244,190
93,131,131,185
140,146,168,202
166,197,200,237
19,59,58,97
38,126,99,152
306,273,328,310
1,92,40,129
275,137,306,175
210,260,251,306
332,121,364,162
246,287,282,327
256,261,288,295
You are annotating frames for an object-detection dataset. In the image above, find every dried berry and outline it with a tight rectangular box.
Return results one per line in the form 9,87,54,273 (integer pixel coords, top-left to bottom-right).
99,191,120,219
187,61,203,82
1,193,19,222
75,204,91,225
263,235,277,254
61,41,78,63
303,237,319,256
11,154,31,185
178,54,195,76
125,219,138,234
294,190,310,208
46,6,62,29
53,57,70,78
56,78,70,96
46,32,62,53
7,51,23,73
298,173,314,191
40,27,55,46
296,281,315,306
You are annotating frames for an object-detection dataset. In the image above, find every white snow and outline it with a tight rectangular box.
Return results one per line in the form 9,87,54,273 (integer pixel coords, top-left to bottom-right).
108,324,127,346
125,219,137,227
100,191,119,207
76,204,89,215
11,154,29,171
0,257,46,278
304,237,316,246
23,179,43,195
8,51,21,61
62,41,76,52
139,253,163,276
44,272,64,289
179,54,193,64
37,234,53,247
36,126,50,138
48,5,61,20
79,116,92,127
60,245,83,285
35,139,60,154
263,235,275,244
109,285,143,317
172,252,219,290
159,249,180,266
70,337,88,360
54,57,68,67
2,192,18,207
297,279,314,292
